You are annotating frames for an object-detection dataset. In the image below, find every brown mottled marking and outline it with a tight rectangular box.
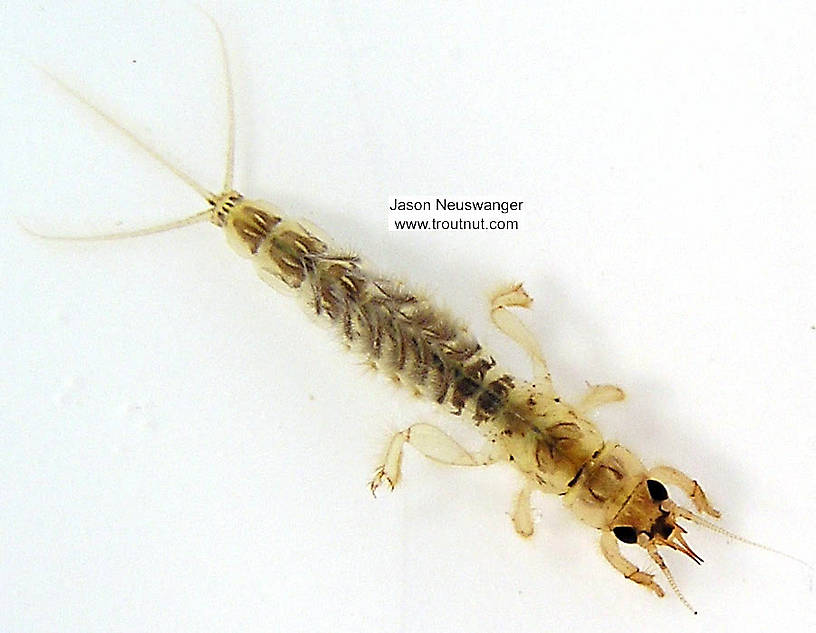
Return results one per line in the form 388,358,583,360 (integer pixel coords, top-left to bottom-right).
474,374,514,420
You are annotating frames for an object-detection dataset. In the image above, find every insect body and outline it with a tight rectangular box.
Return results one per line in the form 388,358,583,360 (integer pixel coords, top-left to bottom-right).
220,188,721,609
24,11,796,615
197,183,726,612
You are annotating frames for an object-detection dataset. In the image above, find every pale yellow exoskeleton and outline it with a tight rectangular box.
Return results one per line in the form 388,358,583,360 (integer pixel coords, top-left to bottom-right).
21,10,807,616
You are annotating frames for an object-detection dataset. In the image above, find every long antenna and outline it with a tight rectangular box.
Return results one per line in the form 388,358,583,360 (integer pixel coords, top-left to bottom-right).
677,506,811,568
648,547,697,614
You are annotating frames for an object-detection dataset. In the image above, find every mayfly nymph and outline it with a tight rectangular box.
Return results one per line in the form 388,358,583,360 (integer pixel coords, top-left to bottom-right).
24,12,802,615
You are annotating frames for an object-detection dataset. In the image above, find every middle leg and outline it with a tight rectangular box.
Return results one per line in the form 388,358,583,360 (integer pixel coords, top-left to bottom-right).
576,383,626,415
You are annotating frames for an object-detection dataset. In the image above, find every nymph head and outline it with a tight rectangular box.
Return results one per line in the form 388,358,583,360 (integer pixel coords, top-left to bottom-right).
611,479,703,563
607,477,708,611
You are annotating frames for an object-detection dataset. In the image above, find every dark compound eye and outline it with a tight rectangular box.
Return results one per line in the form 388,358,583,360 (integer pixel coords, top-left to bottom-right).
613,526,638,544
647,479,669,502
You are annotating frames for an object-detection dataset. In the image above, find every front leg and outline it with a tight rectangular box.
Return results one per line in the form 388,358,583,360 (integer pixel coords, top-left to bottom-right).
647,465,721,518
600,531,665,597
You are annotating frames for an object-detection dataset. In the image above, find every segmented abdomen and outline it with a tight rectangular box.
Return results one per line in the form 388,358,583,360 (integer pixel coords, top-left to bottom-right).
228,203,518,422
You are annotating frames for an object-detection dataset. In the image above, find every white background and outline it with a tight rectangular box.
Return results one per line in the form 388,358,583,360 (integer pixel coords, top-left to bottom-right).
1,1,814,632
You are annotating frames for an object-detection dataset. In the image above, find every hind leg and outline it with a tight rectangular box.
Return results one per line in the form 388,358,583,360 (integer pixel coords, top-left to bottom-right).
369,423,504,495
600,531,665,597
490,283,553,393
